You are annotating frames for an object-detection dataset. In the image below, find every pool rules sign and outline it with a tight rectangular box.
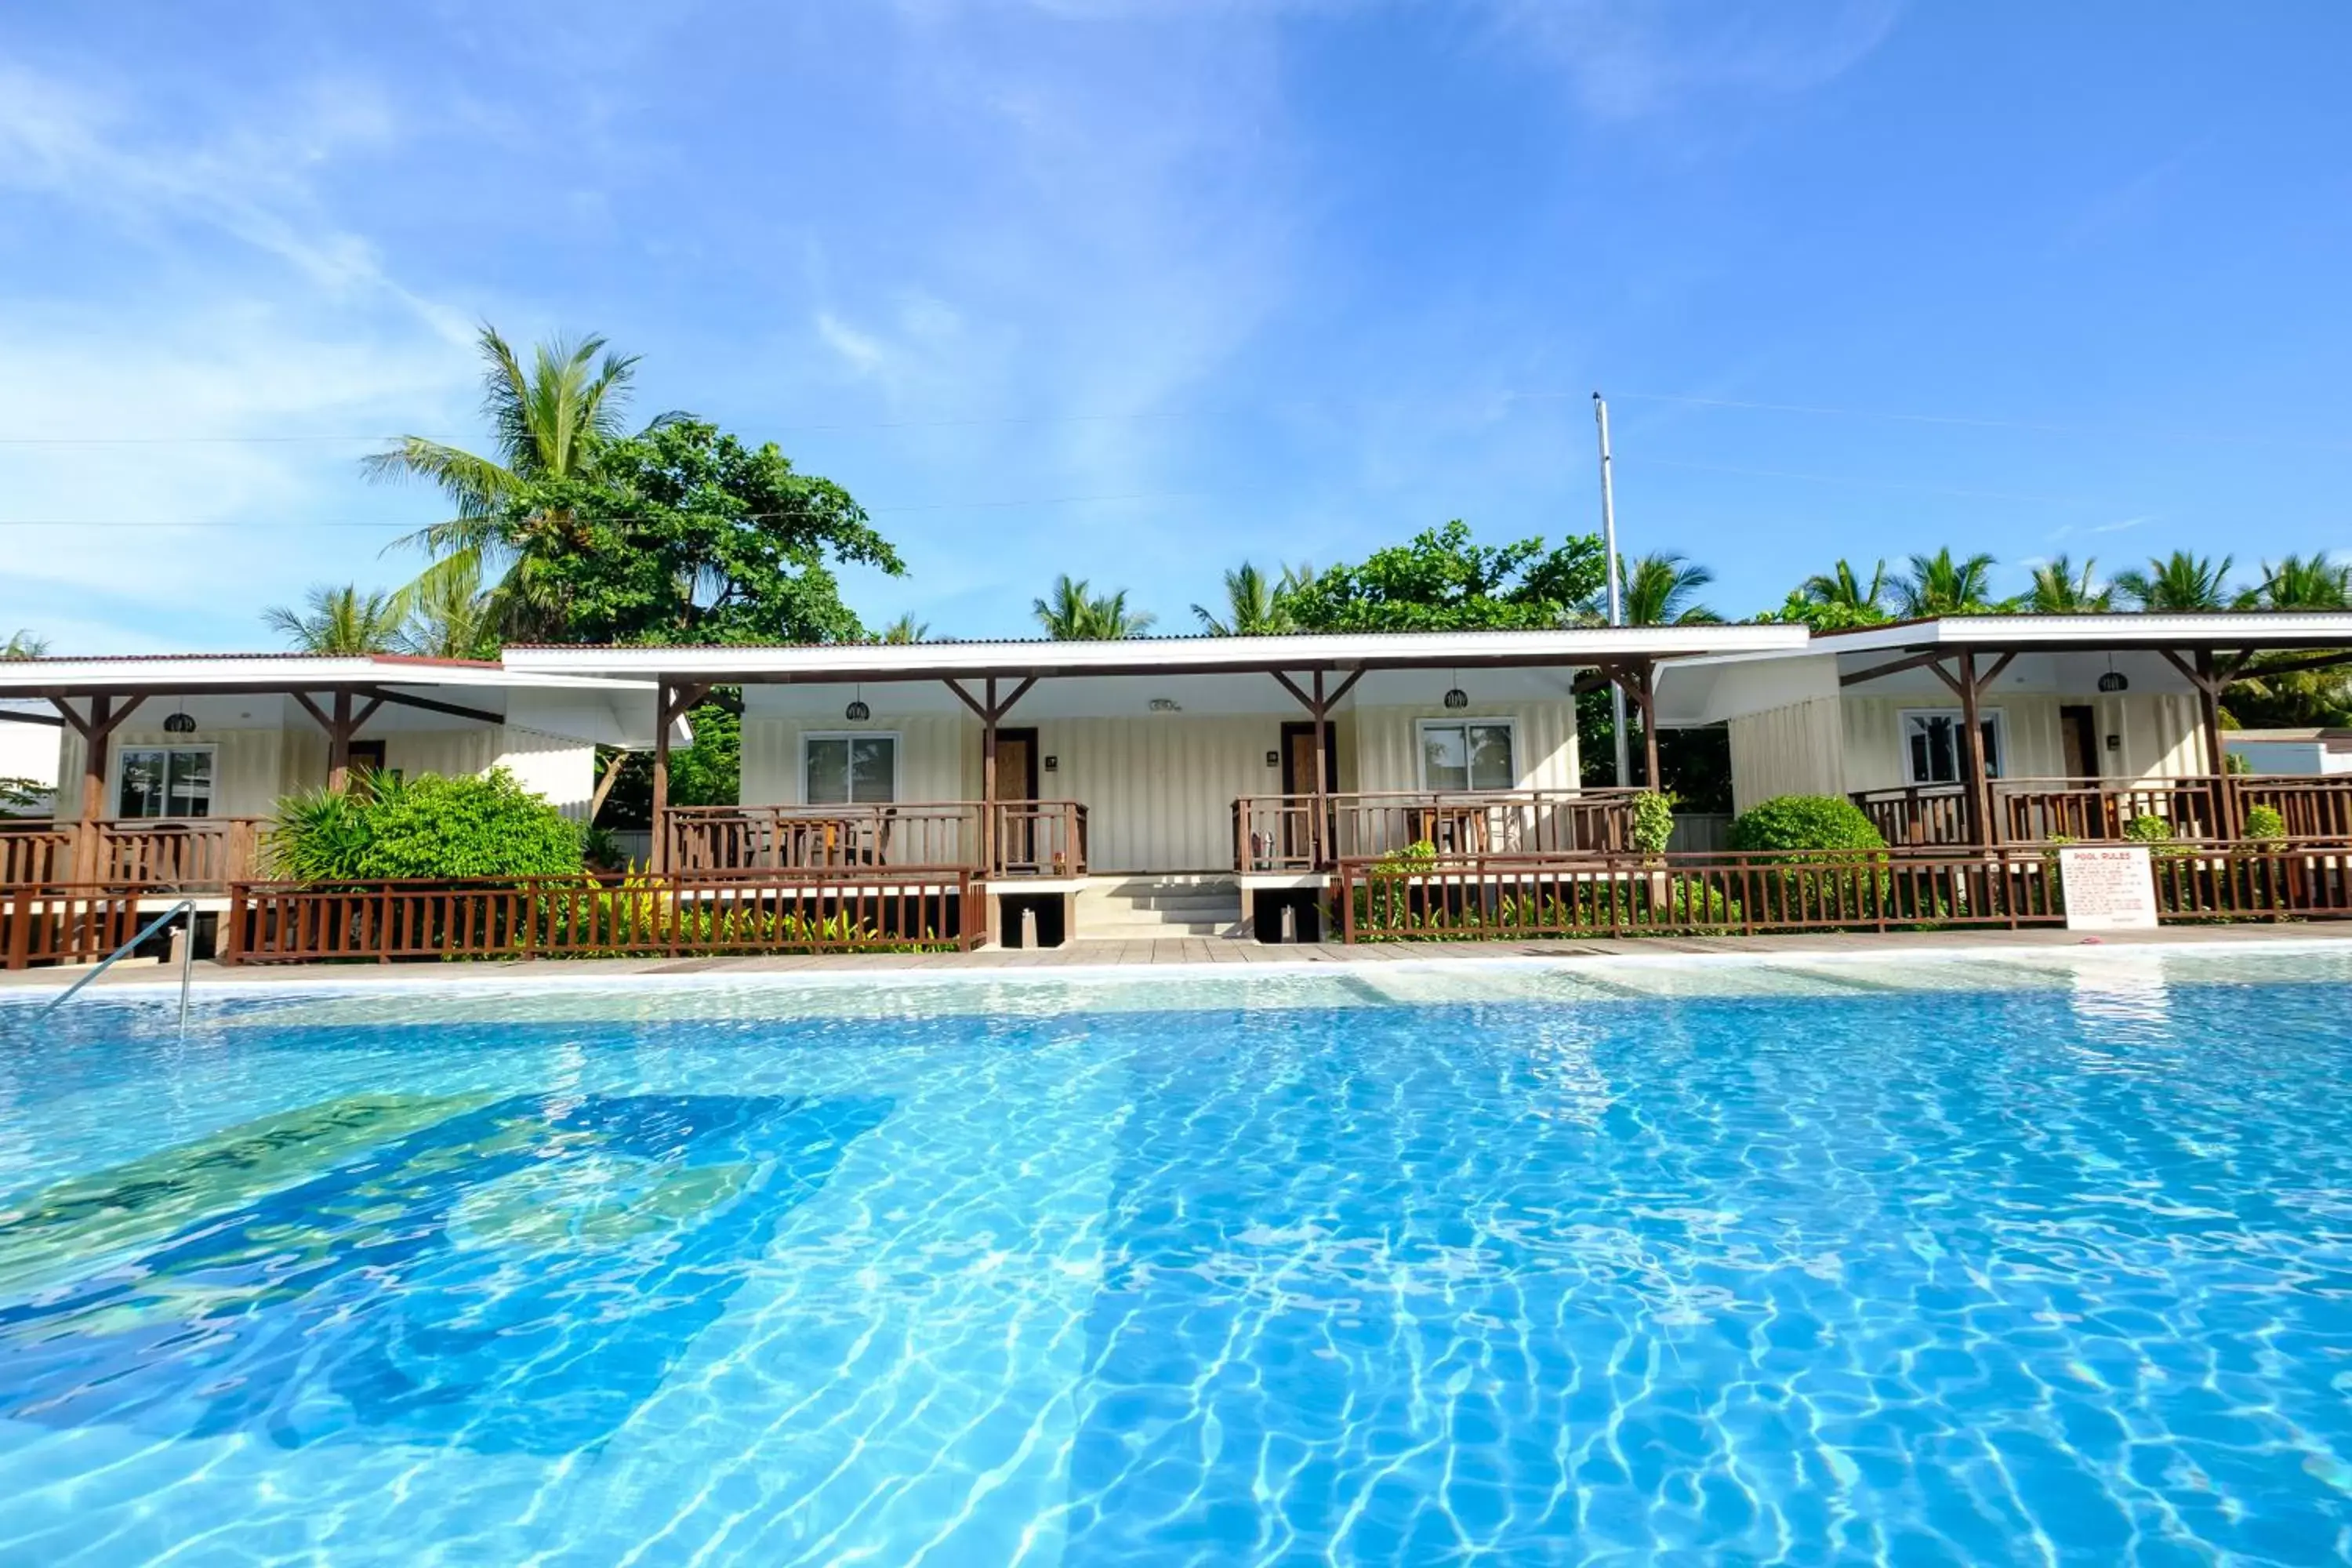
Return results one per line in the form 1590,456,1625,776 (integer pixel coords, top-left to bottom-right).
2058,844,2160,931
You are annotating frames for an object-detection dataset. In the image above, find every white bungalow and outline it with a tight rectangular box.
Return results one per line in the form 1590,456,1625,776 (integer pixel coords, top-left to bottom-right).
0,654,666,891
1655,613,2352,846
505,626,1808,940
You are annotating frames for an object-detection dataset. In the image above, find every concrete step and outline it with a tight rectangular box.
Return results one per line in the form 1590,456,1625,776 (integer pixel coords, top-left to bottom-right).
1073,920,1243,941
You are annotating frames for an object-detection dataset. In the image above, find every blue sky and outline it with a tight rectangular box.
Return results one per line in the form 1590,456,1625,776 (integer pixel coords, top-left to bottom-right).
3,2,2350,652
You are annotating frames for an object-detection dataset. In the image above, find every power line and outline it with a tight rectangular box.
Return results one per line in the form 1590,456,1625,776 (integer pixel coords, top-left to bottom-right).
1621,456,2100,507
1606,390,2352,455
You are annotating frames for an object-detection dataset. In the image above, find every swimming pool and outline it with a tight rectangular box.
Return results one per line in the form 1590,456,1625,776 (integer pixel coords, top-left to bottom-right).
2,947,2349,1564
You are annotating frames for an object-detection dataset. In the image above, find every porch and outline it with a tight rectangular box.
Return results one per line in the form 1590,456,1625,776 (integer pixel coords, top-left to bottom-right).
1232,787,1646,873
663,800,1091,878
1853,774,2352,847
0,815,268,891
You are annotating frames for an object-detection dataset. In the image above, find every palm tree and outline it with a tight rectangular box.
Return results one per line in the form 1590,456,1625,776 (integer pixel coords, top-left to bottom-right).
2027,554,2111,613
1615,552,1721,626
2237,552,2350,611
394,559,498,659
878,614,930,644
1798,559,1889,617
1192,562,1304,636
1896,548,2002,616
1033,575,1156,639
2111,551,2234,612
263,585,409,654
366,325,663,635
1,630,47,660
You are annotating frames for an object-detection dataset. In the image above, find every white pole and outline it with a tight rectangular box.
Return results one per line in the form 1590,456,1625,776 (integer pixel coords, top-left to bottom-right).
1594,393,1630,786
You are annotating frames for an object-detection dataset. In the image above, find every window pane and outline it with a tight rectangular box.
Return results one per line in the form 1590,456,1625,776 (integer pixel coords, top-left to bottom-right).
1981,718,2002,779
118,750,166,818
1422,725,1469,790
167,750,212,816
805,739,850,804
848,738,895,804
1467,724,1515,791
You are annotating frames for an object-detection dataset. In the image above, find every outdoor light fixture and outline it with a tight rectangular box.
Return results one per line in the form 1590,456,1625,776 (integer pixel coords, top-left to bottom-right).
1149,697,1181,712
845,683,869,721
2098,671,2129,693
1443,688,1469,710
163,711,197,735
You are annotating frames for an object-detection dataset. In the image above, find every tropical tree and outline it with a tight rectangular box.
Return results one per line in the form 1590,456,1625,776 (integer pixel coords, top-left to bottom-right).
1756,559,1891,630
877,614,931,644
1192,562,1308,636
2111,551,2234,612
262,585,409,654
393,557,498,659
366,325,671,636
1,630,47,659
1610,552,1721,626
2237,552,2350,611
1894,548,2003,617
2027,554,2111,613
486,419,901,645
1283,522,1606,633
1033,575,1155,639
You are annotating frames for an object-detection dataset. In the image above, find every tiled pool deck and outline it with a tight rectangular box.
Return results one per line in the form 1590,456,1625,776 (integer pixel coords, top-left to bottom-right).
5,921,2349,991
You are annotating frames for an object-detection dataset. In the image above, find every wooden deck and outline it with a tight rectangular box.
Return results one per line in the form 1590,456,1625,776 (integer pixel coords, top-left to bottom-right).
5,920,2348,993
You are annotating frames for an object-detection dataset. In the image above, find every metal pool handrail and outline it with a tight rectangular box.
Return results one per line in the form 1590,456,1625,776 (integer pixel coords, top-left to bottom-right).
36,898,197,1037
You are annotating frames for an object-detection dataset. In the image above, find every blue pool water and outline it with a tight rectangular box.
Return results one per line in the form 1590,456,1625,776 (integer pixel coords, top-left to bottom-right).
2,950,2351,1564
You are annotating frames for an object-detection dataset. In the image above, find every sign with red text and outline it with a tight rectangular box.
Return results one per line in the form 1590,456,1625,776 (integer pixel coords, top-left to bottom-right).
2059,845,2159,931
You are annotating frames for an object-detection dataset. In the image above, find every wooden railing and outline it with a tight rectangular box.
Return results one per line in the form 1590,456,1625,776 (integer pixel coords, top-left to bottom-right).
1855,778,2270,848
220,867,982,964
1335,839,2352,942
663,802,1087,879
1234,789,1644,873
2,885,151,969
0,818,267,891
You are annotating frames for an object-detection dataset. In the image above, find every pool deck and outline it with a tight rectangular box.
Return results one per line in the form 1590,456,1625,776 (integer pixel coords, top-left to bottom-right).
5,921,2351,991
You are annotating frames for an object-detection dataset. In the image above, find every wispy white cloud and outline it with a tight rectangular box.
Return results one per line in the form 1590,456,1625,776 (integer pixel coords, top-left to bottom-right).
1484,0,1903,118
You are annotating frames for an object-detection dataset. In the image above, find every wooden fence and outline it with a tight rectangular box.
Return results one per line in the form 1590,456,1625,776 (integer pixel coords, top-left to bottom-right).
1334,840,2352,942
220,867,981,964
1,887,153,970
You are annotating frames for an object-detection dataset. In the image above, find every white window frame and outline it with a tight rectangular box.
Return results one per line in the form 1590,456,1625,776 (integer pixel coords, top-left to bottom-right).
114,743,219,819
799,730,902,806
1416,717,1520,793
1897,707,2009,786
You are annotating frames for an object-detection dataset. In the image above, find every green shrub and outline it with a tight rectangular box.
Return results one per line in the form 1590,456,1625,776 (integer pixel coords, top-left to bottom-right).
265,767,585,883
1727,794,1886,853
1630,790,1675,855
2242,804,2286,841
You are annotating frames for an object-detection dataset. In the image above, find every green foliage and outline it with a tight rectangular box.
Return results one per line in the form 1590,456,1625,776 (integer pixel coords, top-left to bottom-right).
2113,551,2234,612
550,873,931,956
1597,552,1720,626
1630,790,1675,855
0,776,51,816
2120,812,2194,859
1896,548,2006,617
2028,554,2112,613
1756,559,1892,630
1352,872,1742,941
264,768,585,882
2,630,49,659
495,419,902,645
1284,521,1606,632
1375,838,1439,873
1727,794,1887,853
261,584,409,653
1034,575,1156,639
2242,804,2286,840
595,699,741,826
1192,562,1311,636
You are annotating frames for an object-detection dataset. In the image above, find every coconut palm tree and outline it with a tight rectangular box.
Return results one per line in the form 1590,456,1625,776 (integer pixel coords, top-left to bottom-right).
1192,562,1305,636
1895,548,2002,616
394,559,498,660
263,585,409,654
2111,551,2235,612
2237,552,2350,611
367,325,668,636
878,614,930,644
1798,559,1889,617
1,630,47,660
1613,552,1721,626
2027,554,2111,613
1033,575,1155,639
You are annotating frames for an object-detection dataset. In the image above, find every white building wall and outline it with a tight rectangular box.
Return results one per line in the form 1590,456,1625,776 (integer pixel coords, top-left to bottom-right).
1726,699,1846,811
1350,701,1581,793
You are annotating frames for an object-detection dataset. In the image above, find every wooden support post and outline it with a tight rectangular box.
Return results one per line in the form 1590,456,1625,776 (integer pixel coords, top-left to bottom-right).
2194,648,2236,839
326,691,354,793
982,676,1000,877
57,694,142,883
652,681,673,873
1310,670,1329,869
1610,662,1662,790
1957,650,1991,846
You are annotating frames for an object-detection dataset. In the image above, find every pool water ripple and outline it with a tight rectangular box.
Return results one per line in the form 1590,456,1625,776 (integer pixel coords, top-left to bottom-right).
0,955,2349,1563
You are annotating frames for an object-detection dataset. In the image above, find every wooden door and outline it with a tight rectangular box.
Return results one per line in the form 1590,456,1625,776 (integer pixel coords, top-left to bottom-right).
2060,705,2098,780
993,728,1041,869
1279,721,1338,862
